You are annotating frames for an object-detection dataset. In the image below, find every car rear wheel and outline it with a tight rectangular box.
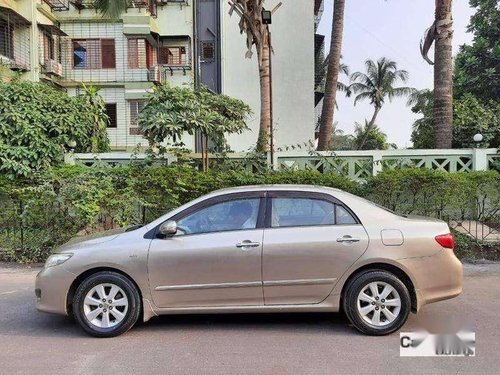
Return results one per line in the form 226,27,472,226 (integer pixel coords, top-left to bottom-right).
73,271,141,338
343,270,411,335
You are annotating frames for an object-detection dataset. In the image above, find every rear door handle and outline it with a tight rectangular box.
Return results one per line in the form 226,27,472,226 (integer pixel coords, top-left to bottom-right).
236,240,260,249
336,236,361,243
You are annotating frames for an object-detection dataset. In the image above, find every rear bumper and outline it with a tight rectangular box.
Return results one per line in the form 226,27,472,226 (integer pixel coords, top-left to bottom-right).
35,266,76,316
399,250,463,311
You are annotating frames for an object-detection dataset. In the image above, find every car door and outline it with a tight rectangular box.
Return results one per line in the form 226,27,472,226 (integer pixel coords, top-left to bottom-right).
148,192,265,308
262,191,369,305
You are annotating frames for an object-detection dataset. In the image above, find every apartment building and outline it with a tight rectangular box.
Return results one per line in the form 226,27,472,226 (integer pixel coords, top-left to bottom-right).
0,0,324,152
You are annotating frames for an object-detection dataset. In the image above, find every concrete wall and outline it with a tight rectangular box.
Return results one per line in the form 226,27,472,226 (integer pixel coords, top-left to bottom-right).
221,0,315,152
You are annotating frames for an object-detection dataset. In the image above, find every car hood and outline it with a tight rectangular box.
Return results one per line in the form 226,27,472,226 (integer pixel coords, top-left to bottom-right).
57,227,131,252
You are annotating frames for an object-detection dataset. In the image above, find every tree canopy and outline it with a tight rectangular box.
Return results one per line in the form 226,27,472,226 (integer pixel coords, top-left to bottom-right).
454,0,500,101
138,84,252,151
0,81,109,178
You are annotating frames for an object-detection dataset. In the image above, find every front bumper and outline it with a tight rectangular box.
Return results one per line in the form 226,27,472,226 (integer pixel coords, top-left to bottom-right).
35,266,77,316
399,249,463,311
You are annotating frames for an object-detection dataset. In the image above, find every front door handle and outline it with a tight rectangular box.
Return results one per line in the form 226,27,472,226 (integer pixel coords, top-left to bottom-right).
336,236,361,243
236,240,260,249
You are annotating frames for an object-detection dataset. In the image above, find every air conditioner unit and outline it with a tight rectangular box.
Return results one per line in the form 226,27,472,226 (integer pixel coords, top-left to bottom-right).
44,59,63,77
148,66,162,84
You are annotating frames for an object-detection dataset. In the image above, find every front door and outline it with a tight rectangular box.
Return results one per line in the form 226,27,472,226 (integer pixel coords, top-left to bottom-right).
148,194,265,308
262,192,369,305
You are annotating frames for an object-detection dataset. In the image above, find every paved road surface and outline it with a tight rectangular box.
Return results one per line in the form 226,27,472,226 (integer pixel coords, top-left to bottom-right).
1,263,499,375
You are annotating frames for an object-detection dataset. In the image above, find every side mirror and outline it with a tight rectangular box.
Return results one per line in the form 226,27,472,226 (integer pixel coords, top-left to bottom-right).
159,220,177,237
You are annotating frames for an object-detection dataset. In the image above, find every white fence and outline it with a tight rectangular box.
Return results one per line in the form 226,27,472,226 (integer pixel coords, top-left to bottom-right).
67,148,499,179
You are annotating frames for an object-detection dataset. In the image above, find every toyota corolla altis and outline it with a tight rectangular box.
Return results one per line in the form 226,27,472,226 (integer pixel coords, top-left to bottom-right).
36,185,463,337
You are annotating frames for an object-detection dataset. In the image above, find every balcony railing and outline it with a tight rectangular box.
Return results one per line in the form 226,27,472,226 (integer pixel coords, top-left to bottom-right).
42,0,70,11
70,0,156,15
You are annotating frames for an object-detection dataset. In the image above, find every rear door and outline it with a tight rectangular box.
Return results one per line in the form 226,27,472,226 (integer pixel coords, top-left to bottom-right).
262,191,369,305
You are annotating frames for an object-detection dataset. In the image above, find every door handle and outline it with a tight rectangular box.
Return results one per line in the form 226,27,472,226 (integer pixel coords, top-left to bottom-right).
236,240,260,249
336,236,361,243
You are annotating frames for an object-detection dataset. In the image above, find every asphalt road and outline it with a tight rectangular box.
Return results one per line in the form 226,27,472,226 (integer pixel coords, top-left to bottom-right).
1,263,499,375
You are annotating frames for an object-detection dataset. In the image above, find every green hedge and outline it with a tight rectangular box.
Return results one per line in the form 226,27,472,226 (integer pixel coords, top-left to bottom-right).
0,166,498,262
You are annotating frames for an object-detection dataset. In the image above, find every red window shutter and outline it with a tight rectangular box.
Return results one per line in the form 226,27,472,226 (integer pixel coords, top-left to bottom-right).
128,39,138,69
101,39,116,69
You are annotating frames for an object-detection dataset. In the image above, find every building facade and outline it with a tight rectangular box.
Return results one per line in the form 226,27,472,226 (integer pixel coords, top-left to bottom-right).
1,0,324,152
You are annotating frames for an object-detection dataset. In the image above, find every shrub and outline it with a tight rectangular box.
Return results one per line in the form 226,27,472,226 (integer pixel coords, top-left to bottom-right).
0,166,498,263
0,81,109,178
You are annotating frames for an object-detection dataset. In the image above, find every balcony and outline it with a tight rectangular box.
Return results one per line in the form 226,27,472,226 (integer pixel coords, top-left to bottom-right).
42,0,71,11
70,0,157,16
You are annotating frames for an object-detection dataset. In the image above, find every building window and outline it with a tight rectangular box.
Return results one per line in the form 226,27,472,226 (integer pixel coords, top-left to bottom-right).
105,103,118,128
159,46,186,65
0,19,14,59
129,100,146,135
42,32,55,61
127,38,149,69
72,39,116,69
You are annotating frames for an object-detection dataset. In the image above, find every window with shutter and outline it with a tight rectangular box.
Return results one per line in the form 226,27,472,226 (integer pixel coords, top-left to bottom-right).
73,39,113,69
129,100,146,135
101,39,115,69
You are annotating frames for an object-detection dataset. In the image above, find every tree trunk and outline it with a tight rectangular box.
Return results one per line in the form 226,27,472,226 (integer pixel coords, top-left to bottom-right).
433,0,453,148
256,39,272,153
357,106,380,150
317,0,346,151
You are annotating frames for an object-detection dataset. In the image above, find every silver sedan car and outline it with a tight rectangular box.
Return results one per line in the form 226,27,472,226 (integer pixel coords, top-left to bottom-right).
36,185,463,337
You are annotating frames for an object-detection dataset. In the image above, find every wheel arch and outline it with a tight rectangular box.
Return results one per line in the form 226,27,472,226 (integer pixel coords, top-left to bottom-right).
340,262,418,313
66,267,144,318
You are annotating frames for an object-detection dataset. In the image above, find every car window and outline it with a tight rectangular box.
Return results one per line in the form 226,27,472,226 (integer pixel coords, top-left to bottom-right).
271,198,335,228
335,205,357,225
176,198,260,235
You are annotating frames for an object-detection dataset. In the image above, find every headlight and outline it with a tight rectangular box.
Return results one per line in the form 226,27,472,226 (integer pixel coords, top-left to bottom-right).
45,254,72,268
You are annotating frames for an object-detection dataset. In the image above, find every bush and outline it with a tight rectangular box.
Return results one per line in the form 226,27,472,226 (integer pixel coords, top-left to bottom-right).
0,166,498,263
0,81,109,178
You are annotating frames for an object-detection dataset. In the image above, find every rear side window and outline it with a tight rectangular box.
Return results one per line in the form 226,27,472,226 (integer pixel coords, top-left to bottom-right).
335,205,357,225
271,198,335,228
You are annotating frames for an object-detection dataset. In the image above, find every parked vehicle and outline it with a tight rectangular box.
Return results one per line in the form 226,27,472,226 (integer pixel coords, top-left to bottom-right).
36,185,463,337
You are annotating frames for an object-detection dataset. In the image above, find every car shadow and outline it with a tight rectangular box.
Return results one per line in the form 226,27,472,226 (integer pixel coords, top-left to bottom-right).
135,311,355,335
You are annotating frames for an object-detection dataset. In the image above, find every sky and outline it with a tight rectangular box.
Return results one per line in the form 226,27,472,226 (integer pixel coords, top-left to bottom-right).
317,0,475,148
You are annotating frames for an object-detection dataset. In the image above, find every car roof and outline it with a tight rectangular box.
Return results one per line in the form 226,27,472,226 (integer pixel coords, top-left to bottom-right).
210,184,343,195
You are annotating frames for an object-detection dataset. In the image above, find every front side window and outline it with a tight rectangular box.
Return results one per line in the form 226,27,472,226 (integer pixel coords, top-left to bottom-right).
271,198,335,228
176,198,260,235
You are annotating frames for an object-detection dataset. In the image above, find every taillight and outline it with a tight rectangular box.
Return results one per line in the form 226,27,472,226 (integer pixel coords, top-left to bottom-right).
435,233,455,249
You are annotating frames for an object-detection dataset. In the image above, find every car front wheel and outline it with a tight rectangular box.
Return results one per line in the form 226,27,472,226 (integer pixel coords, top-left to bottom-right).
73,271,141,338
343,270,411,335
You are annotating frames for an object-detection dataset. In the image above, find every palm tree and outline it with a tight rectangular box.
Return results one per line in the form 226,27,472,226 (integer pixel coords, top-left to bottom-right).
317,0,346,151
349,57,415,150
420,0,454,148
93,0,127,19
228,0,273,152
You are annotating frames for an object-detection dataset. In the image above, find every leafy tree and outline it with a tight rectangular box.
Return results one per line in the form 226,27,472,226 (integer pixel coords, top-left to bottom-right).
410,93,500,148
138,84,251,152
420,0,454,148
0,81,109,178
349,57,415,150
352,121,392,150
454,0,500,101
317,0,347,151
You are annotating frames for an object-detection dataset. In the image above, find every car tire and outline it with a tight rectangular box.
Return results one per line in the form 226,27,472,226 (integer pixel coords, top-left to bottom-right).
73,271,141,338
343,270,411,336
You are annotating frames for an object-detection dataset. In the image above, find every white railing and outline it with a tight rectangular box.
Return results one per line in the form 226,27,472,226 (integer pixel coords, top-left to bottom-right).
67,148,499,178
